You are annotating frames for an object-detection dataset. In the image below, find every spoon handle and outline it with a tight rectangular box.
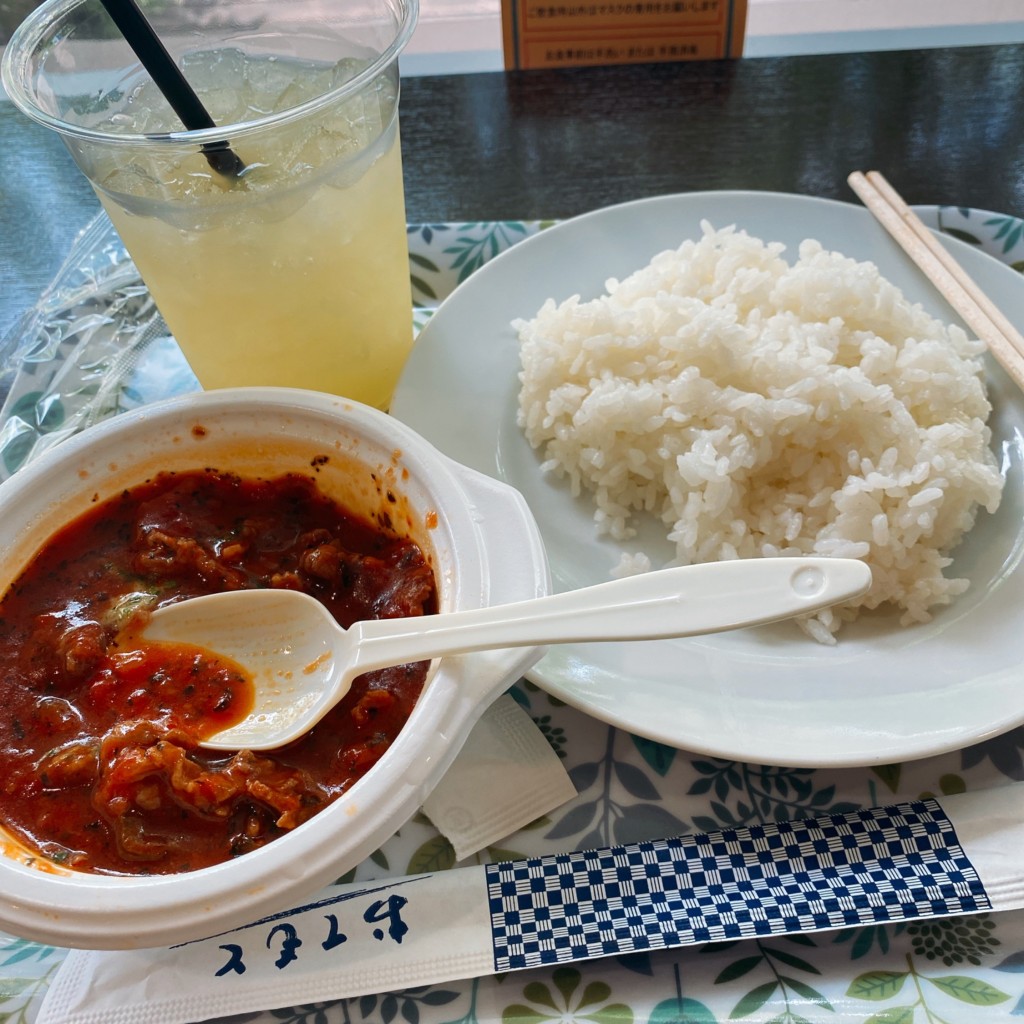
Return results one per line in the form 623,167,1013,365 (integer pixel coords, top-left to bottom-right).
348,556,871,675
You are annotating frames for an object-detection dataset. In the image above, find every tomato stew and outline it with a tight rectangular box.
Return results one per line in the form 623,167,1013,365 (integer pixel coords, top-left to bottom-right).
0,469,437,875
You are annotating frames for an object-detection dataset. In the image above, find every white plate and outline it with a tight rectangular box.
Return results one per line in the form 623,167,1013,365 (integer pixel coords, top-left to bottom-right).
390,191,1024,768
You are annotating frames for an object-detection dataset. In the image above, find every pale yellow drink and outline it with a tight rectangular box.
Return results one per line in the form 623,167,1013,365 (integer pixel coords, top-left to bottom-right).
4,0,419,408
79,53,413,411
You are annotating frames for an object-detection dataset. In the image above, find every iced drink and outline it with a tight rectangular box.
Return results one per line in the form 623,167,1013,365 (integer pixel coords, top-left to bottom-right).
2,0,417,411
92,55,411,408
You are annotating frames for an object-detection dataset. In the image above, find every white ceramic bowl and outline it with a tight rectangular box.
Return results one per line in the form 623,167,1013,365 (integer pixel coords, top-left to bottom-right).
0,387,549,949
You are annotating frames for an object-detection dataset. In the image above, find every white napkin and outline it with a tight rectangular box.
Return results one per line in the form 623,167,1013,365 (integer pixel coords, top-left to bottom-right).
423,694,577,860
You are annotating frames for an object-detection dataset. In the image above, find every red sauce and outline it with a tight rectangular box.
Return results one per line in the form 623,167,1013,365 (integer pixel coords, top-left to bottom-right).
0,469,436,875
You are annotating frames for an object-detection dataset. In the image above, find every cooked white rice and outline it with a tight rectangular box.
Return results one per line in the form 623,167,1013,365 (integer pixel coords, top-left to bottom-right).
515,222,1005,643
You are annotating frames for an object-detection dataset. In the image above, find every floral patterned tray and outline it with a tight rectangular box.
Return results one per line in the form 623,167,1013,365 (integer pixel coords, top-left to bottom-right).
3,206,1024,1024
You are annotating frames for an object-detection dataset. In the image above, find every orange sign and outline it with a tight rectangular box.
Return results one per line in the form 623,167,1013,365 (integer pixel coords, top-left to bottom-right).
502,0,747,69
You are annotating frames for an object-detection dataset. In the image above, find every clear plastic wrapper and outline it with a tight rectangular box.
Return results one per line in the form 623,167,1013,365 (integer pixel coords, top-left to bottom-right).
0,212,199,480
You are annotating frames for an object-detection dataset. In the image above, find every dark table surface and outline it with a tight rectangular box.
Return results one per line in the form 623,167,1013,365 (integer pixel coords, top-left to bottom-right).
400,42,1024,222
3,41,1024,340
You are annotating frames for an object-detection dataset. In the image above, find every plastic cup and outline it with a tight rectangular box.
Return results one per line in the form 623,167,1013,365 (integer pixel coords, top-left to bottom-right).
2,0,419,410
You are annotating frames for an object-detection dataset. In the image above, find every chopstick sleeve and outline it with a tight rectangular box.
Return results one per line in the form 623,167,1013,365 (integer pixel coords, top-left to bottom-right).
37,787,1024,1024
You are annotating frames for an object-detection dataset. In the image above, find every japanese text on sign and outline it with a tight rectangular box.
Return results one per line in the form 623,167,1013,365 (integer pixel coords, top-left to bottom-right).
501,0,746,68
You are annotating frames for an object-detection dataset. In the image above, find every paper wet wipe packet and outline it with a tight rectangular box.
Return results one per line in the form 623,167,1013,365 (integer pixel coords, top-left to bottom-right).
423,694,578,860
38,786,1024,1024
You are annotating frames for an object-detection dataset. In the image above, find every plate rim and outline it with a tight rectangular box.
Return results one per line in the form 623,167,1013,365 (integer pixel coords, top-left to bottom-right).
392,189,1024,767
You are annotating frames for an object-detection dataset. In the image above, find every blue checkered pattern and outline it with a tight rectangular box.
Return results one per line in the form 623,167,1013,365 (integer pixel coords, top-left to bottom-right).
485,798,989,971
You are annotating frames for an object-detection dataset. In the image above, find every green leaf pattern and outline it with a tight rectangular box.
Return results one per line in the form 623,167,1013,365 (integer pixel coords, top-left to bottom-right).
4,208,1024,1021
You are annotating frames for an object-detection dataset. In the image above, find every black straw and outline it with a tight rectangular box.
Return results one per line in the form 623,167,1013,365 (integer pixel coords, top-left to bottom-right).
97,0,245,177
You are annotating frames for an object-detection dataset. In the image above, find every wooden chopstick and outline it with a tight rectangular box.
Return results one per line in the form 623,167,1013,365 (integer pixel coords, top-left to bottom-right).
848,169,1024,394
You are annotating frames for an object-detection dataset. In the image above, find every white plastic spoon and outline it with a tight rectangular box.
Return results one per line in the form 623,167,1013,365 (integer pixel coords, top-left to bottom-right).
143,556,872,751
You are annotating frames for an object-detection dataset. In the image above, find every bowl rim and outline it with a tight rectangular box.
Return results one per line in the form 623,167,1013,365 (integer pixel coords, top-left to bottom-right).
0,386,549,948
